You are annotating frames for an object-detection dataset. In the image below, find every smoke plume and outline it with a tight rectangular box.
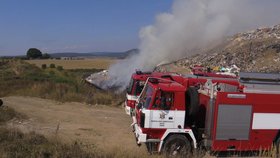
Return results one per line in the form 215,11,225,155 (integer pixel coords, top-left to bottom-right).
107,0,280,90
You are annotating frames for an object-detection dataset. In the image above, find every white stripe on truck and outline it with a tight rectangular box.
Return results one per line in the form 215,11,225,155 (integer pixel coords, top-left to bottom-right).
252,113,280,129
126,94,138,101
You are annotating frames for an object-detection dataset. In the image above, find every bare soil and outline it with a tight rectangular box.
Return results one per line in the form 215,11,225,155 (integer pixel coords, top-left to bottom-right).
2,96,148,155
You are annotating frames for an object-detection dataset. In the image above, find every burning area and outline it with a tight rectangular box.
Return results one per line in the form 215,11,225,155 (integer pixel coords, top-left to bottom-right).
87,0,280,91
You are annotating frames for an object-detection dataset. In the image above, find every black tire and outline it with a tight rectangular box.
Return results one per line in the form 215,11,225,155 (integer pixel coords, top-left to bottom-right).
186,87,199,117
0,99,3,107
162,135,192,157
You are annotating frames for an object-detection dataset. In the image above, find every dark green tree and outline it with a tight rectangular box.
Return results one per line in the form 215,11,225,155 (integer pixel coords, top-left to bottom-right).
42,53,51,59
26,48,42,59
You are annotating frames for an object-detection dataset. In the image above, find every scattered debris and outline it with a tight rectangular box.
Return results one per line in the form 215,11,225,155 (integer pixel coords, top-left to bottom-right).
85,70,109,90
191,65,239,77
85,70,120,90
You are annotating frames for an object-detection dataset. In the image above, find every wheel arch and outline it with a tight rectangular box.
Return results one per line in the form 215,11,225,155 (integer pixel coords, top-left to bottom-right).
158,129,197,152
162,133,193,146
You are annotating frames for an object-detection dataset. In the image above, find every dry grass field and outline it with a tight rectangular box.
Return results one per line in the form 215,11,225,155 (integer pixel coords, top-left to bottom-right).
3,96,152,158
27,58,119,69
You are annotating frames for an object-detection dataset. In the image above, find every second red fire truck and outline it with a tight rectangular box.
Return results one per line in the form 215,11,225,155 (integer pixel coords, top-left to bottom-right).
125,71,184,116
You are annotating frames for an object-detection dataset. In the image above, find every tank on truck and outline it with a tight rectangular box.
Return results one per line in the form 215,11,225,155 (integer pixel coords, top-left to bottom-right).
196,73,280,154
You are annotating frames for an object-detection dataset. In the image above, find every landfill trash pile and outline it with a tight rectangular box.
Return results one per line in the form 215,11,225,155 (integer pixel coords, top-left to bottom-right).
157,23,280,74
191,65,240,77
233,24,280,41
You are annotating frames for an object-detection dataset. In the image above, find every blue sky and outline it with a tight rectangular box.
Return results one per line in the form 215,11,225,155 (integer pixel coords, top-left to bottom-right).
0,0,173,55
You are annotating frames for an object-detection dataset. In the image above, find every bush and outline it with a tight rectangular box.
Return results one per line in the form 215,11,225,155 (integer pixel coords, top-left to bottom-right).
49,70,55,76
56,66,63,71
0,128,95,158
0,107,16,123
50,63,56,68
0,106,25,123
41,64,47,69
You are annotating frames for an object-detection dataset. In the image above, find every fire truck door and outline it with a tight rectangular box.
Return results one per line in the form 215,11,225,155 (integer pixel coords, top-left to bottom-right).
150,110,175,128
149,91,176,128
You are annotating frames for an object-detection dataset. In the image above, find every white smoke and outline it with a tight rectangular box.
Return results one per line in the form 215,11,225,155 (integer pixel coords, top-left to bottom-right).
107,0,280,90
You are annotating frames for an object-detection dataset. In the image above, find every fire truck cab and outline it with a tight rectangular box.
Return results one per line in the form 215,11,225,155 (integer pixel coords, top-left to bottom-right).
125,71,150,116
125,70,184,116
132,73,280,157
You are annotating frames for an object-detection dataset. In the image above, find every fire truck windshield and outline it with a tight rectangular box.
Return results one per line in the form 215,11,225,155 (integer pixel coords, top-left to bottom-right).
127,78,134,94
139,84,154,109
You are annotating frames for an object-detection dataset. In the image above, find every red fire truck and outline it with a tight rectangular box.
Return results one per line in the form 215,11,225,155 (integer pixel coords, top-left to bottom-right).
125,71,184,116
132,72,280,157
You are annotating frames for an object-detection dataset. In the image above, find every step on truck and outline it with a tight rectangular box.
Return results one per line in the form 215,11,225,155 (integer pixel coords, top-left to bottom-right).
132,72,280,157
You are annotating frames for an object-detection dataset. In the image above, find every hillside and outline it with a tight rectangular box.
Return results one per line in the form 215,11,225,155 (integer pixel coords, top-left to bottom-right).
157,24,280,73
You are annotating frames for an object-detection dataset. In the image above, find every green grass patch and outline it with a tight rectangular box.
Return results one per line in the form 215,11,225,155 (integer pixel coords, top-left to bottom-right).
0,59,124,105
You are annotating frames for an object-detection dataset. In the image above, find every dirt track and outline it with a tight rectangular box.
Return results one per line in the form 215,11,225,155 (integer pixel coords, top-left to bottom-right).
3,96,147,154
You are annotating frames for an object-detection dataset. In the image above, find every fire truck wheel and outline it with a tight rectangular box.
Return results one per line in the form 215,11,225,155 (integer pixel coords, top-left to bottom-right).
163,134,192,157
186,87,199,117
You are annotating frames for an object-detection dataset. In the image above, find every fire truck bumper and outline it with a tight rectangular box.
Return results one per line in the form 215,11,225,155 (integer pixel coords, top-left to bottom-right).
133,123,147,145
